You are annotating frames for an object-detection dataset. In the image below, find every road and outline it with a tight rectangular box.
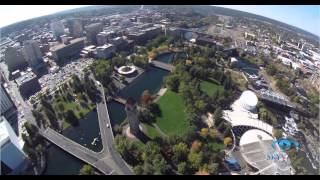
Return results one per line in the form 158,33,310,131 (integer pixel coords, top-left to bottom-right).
38,79,133,175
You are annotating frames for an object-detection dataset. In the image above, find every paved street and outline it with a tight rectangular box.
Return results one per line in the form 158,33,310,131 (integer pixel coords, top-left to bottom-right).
38,79,132,175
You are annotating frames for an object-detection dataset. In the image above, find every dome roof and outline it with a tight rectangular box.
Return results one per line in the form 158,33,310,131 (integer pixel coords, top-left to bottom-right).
240,90,258,109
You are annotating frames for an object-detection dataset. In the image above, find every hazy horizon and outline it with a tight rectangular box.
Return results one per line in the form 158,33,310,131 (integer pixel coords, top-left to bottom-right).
0,5,319,37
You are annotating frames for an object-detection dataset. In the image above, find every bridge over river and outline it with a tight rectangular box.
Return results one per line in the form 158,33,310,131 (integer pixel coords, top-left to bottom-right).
39,82,133,175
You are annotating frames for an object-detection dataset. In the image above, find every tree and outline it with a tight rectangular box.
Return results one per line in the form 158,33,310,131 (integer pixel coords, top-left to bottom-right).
172,142,189,163
223,137,232,146
79,164,95,175
188,151,203,170
32,110,45,128
208,128,219,140
138,109,156,124
273,129,283,139
133,165,144,175
191,140,202,153
165,74,180,92
213,107,223,126
177,162,187,174
195,167,209,175
140,90,152,105
147,103,161,117
65,110,79,127
194,100,207,113
199,128,209,139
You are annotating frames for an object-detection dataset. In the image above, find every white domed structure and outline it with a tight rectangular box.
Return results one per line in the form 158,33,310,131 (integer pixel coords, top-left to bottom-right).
239,129,292,175
239,90,258,111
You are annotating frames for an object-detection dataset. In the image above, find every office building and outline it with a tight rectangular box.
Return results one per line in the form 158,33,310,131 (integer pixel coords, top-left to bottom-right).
50,21,65,39
96,44,116,59
0,116,27,175
96,31,116,46
51,37,85,63
85,23,103,45
4,46,28,73
67,18,83,38
0,84,17,123
15,71,40,98
22,40,45,72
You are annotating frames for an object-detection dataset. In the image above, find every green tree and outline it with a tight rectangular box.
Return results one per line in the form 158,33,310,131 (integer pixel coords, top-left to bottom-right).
65,110,79,127
79,164,95,175
213,107,223,126
188,151,203,170
177,162,187,174
172,142,189,163
165,74,180,92
273,129,283,139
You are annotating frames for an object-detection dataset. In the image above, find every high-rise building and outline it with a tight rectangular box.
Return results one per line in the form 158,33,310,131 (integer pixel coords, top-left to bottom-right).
67,18,83,38
85,23,103,45
50,21,65,39
125,98,140,137
0,84,17,123
0,116,27,175
22,40,44,72
4,46,28,73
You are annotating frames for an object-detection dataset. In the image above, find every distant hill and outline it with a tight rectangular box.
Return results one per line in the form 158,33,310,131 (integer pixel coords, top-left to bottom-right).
146,5,319,40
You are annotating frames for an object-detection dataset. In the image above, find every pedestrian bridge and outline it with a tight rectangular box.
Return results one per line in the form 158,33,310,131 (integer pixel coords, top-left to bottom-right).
150,60,174,72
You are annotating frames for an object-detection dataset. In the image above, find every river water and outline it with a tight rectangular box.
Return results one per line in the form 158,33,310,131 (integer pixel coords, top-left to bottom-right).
43,66,169,174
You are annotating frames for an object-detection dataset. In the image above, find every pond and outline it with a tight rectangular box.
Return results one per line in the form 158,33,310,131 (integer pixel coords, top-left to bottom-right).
108,101,126,127
43,109,102,175
43,145,85,175
155,52,188,64
119,66,169,101
62,108,103,152
236,58,259,77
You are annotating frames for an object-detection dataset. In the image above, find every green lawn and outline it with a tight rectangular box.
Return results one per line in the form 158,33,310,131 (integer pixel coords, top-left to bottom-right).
143,123,162,139
200,80,224,96
155,90,189,136
53,96,96,130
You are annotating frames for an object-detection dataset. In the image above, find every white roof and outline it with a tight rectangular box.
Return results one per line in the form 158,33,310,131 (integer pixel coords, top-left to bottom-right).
239,129,292,175
240,90,258,107
240,129,273,146
0,119,10,147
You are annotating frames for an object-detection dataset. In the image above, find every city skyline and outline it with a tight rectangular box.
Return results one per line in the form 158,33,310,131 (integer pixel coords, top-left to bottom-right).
0,5,319,37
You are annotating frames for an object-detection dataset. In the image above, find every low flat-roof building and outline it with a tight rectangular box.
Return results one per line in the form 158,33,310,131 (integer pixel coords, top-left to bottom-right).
15,71,40,98
50,37,85,63
96,44,116,59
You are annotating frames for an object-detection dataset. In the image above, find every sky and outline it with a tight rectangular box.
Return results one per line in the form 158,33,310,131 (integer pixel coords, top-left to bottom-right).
215,5,320,37
0,5,319,36
0,5,90,28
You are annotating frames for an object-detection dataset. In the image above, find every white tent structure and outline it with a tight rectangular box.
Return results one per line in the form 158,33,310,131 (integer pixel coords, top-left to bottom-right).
239,129,293,175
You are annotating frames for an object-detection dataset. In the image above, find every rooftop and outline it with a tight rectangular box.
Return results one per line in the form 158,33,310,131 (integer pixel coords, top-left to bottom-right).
15,71,37,86
50,37,85,51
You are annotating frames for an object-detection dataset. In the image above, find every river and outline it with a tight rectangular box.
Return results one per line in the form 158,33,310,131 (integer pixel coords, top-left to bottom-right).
43,65,169,175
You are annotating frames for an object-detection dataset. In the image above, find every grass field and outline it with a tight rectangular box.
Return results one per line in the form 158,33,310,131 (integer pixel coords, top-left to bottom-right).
53,96,96,130
155,90,190,136
200,80,224,96
143,123,161,139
